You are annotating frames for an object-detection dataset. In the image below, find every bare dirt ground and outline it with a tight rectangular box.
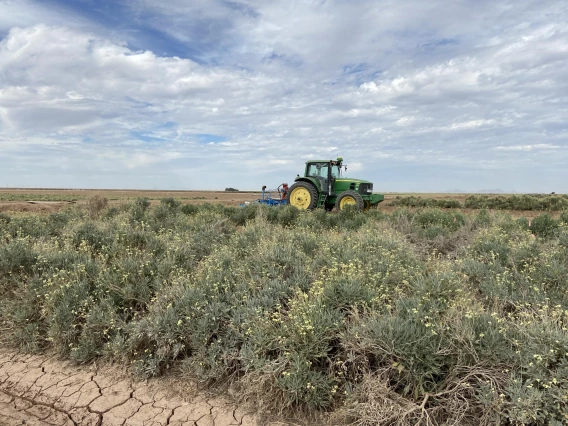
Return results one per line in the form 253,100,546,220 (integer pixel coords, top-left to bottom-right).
0,189,260,213
0,350,300,426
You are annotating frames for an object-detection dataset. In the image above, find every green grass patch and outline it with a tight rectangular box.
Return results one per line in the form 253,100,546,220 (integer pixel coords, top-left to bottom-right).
0,193,83,202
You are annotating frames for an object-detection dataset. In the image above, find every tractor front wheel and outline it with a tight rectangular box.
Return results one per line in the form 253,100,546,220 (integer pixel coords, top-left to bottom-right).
335,190,364,211
286,182,318,210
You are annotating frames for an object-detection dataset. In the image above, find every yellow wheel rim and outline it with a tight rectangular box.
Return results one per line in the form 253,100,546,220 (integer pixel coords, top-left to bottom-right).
290,187,312,209
339,196,356,209
364,200,371,211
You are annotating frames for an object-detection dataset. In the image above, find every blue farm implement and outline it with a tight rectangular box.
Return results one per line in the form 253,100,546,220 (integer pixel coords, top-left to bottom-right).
240,184,289,207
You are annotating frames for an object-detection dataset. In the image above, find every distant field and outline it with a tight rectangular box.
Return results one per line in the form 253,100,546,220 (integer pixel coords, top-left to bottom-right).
0,189,258,212
0,188,559,204
0,188,258,202
0,188,565,219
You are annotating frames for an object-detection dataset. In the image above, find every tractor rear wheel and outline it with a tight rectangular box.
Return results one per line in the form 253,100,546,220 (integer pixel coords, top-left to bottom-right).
335,190,364,211
286,182,318,210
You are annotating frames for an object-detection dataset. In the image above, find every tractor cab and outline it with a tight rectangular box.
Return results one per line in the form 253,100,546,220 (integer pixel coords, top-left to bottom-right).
304,157,344,196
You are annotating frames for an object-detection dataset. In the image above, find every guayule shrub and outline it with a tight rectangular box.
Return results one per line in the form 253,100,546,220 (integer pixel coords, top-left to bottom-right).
0,212,11,225
465,194,568,211
1,201,567,422
180,203,199,215
530,213,559,238
389,195,463,208
72,222,112,252
130,197,150,222
0,239,38,276
86,195,108,219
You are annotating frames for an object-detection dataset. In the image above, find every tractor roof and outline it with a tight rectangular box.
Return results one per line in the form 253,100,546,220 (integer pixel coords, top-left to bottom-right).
305,157,343,164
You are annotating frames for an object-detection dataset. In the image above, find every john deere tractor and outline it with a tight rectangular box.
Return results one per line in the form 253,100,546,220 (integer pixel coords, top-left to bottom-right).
285,157,384,211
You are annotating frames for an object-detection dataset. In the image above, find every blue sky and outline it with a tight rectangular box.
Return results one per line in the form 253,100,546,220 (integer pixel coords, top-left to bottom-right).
0,0,567,192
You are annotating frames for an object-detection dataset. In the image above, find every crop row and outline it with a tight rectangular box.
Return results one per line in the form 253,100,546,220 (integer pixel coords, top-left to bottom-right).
389,194,568,211
0,200,567,425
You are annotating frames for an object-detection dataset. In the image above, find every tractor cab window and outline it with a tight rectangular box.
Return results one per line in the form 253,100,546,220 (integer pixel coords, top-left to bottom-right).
307,164,317,177
307,163,329,178
307,162,332,193
331,166,341,178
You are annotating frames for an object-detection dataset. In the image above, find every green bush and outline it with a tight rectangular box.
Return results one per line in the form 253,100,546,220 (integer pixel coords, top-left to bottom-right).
0,212,11,225
2,275,48,352
130,197,150,222
465,194,568,211
499,320,568,425
475,209,492,227
160,197,181,210
73,222,112,252
530,213,559,238
413,209,466,232
230,205,258,226
266,205,299,227
388,196,463,209
0,240,38,276
180,203,199,215
1,202,568,422
102,206,120,220
0,193,81,202
6,216,50,238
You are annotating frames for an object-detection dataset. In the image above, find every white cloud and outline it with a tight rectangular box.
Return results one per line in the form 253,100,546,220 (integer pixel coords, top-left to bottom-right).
0,0,88,32
0,1,567,192
450,120,496,130
495,144,560,151
123,151,183,169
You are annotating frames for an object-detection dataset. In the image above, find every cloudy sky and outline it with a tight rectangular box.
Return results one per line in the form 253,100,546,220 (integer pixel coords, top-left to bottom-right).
0,0,567,192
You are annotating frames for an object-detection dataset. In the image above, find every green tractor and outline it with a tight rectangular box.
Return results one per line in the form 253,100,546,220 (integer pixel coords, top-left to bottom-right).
285,157,384,211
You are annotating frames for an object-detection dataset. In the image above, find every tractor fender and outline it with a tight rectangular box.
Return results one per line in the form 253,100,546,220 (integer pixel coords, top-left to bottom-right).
293,177,321,192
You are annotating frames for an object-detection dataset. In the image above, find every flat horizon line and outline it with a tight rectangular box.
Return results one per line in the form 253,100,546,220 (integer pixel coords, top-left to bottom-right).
0,188,565,195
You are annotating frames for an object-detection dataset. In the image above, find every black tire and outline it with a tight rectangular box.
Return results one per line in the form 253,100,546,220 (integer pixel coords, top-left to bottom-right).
335,190,364,211
286,181,319,210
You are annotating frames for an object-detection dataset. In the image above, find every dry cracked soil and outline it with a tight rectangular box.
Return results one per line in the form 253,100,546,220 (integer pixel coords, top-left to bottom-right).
0,350,298,426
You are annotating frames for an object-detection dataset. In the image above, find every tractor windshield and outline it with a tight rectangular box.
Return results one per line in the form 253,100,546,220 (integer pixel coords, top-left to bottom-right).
307,163,329,178
307,162,341,179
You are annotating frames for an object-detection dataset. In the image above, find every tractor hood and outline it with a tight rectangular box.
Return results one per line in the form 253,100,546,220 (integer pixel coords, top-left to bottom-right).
335,178,372,184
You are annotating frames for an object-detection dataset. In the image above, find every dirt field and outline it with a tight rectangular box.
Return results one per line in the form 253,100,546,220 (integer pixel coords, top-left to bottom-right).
0,189,558,219
0,189,260,213
0,350,301,426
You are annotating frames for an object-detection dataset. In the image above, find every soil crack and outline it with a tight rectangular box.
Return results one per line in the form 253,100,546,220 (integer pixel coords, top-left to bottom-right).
0,349,284,426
